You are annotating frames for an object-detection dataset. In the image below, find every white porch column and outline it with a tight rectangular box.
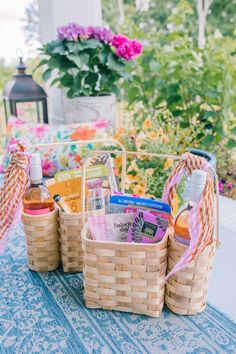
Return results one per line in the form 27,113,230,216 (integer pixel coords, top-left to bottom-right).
38,0,102,124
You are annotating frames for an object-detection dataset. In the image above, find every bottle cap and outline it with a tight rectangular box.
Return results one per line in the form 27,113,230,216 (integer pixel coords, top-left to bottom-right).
189,170,207,204
30,153,43,182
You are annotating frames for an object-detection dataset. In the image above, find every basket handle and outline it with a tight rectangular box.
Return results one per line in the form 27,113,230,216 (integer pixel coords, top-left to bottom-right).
29,140,219,246
81,148,219,247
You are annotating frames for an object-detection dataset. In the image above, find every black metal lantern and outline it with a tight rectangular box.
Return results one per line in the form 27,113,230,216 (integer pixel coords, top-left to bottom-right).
3,57,48,124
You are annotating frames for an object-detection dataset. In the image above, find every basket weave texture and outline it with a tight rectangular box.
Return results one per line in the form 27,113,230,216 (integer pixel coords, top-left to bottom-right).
165,237,215,315
82,224,170,317
59,209,104,273
22,209,60,272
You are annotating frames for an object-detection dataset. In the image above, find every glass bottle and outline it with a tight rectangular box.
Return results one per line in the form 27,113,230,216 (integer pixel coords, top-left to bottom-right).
23,153,55,215
174,170,207,245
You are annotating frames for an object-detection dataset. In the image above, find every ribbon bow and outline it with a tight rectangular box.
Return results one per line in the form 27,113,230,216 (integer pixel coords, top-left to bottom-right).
162,152,214,282
0,143,31,251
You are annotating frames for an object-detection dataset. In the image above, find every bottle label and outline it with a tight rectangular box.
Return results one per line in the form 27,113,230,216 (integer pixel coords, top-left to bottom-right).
25,208,51,215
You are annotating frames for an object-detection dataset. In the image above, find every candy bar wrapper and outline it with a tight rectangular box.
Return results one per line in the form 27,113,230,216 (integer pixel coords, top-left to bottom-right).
88,213,134,242
127,209,169,243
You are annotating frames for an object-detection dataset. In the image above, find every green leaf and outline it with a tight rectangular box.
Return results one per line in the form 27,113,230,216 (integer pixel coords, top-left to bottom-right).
167,94,182,105
60,74,74,87
50,77,61,87
67,54,82,68
226,139,236,149
202,135,214,145
47,39,64,52
80,53,90,66
66,41,84,52
67,88,75,98
84,72,99,86
42,69,52,81
48,55,76,71
33,59,48,72
98,52,107,64
231,127,236,135
107,52,125,72
127,87,140,103
81,39,103,49
74,74,82,88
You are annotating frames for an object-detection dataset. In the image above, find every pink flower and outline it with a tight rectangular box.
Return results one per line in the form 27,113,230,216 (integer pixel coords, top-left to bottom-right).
93,120,108,129
30,125,50,139
218,182,223,193
227,182,233,190
112,34,129,48
115,38,143,61
131,40,142,56
42,160,56,176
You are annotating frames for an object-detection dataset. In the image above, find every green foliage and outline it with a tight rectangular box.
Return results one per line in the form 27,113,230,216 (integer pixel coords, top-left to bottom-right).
123,1,236,151
37,38,131,98
102,0,236,39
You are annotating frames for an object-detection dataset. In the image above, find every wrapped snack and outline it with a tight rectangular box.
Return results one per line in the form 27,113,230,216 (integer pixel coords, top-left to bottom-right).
88,213,134,242
127,209,169,243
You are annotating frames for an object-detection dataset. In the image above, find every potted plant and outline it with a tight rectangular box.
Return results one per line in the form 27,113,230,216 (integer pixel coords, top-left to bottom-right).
37,23,142,129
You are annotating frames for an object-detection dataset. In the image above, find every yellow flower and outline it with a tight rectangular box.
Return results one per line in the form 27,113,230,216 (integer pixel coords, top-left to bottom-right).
173,193,179,215
164,158,173,170
127,174,138,181
145,168,154,177
142,117,152,130
147,193,155,199
133,184,146,196
115,156,123,169
162,135,169,143
138,180,147,188
114,127,125,140
148,131,158,141
58,155,69,167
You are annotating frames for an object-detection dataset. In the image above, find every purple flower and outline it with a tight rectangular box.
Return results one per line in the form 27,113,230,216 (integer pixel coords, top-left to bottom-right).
57,23,89,40
227,182,233,190
88,26,114,43
221,178,226,184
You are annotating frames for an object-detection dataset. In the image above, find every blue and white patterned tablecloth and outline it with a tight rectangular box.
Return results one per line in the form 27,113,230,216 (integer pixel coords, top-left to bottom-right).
1,222,236,354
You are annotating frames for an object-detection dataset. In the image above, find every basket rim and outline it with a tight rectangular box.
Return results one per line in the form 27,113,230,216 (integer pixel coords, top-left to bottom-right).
168,235,216,250
82,222,171,247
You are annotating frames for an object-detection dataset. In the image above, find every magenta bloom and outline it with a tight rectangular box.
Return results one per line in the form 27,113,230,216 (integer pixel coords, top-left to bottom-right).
57,23,89,40
227,182,233,190
115,39,143,61
112,34,143,61
42,160,56,176
88,26,114,43
112,34,129,48
218,182,223,193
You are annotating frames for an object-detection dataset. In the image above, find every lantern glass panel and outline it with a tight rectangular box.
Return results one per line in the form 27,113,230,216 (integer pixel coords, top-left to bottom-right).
15,101,43,123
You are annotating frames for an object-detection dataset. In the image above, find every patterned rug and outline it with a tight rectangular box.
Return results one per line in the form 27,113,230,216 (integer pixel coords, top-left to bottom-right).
1,224,236,354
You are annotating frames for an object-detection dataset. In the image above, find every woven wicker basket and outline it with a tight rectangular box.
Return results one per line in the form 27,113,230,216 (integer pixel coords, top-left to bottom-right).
22,209,60,272
82,224,170,317
165,236,216,315
59,209,104,273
